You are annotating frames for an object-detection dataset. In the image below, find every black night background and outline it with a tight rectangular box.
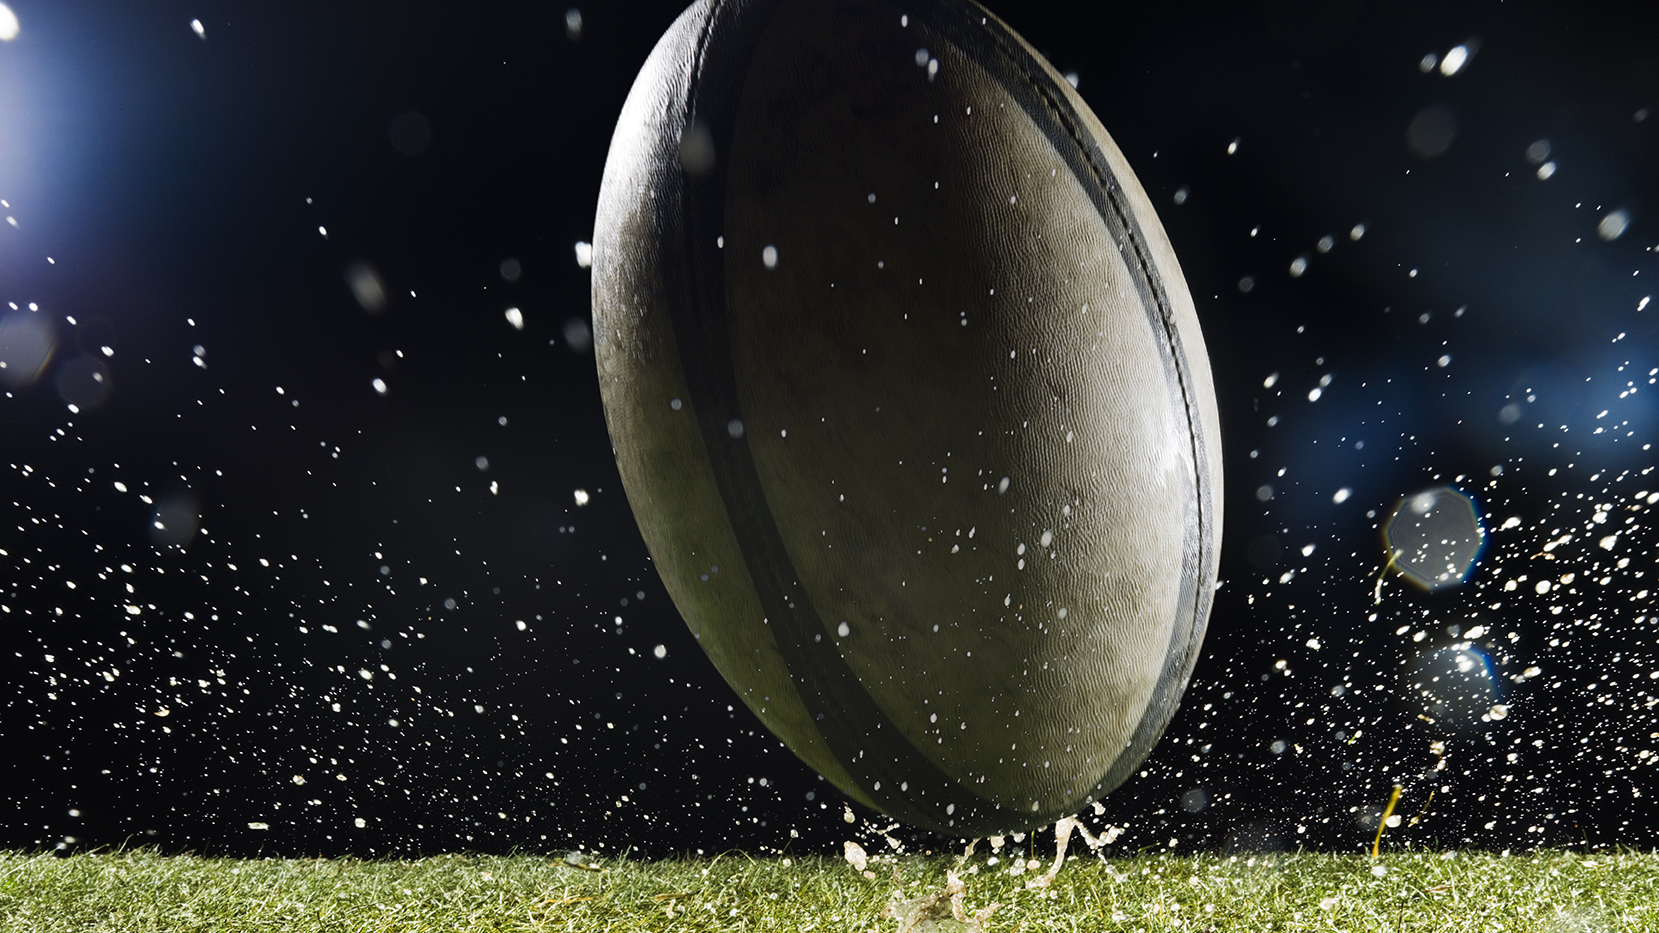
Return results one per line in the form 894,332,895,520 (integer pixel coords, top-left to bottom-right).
2,0,1656,859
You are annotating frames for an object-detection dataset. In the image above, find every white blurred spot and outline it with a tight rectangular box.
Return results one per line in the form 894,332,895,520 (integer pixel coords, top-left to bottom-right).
1439,45,1468,75
1308,387,1322,401
1289,256,1308,278
1638,296,1649,311
1525,139,1551,164
1350,223,1366,241
0,4,17,41
190,18,205,39
678,122,716,175
1263,372,1279,388
653,644,667,659
1238,275,1255,293
562,318,591,351
1333,487,1352,504
1227,138,1239,155
726,418,745,438
372,378,388,395
475,456,489,471
1063,71,1078,88
564,8,582,40
1536,161,1556,180
499,257,522,281
1437,355,1452,367
1599,534,1619,551
1316,235,1334,253
504,306,524,330
837,621,850,638
573,488,590,506
762,245,778,269
574,241,593,268
354,817,367,828
344,261,387,312
1173,186,1189,205
1418,52,1437,73
1598,209,1630,241
247,822,269,830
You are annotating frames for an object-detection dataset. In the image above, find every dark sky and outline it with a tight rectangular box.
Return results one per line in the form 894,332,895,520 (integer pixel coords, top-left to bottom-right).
1,0,1656,859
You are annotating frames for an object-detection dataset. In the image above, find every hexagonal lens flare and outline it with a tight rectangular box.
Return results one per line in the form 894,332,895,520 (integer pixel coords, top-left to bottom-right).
1383,486,1485,591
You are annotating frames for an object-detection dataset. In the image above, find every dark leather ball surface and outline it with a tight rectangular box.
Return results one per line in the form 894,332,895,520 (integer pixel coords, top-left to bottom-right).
591,0,1222,836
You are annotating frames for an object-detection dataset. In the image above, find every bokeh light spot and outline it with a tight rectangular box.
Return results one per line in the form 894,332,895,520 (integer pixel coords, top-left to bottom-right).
344,261,387,312
1383,485,1484,590
1405,105,1458,158
1597,209,1630,241
0,311,57,387
562,318,591,352
149,494,201,547
1438,44,1469,76
1404,646,1499,730
55,356,113,409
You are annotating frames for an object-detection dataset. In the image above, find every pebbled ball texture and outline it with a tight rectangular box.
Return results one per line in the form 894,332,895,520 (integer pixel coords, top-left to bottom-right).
591,0,1222,837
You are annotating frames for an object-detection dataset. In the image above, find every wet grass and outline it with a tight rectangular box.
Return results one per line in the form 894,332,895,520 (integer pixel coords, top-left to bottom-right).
2,846,1657,931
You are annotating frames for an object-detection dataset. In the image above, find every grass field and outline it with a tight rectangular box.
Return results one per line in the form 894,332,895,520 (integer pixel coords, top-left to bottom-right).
2,844,1656,931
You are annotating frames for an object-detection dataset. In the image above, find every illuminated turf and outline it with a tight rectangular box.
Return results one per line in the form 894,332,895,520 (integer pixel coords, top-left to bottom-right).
3,845,1658,932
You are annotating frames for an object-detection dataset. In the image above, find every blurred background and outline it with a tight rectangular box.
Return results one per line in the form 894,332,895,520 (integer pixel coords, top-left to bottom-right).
1,0,1655,858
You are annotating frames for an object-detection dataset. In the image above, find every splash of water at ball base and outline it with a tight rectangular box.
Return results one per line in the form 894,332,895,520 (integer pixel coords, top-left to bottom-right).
591,0,1222,837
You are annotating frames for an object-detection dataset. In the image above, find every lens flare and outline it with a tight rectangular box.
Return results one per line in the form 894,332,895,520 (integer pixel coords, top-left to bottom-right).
55,355,113,409
1404,645,1501,730
1383,485,1485,590
0,311,56,387
149,494,201,547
